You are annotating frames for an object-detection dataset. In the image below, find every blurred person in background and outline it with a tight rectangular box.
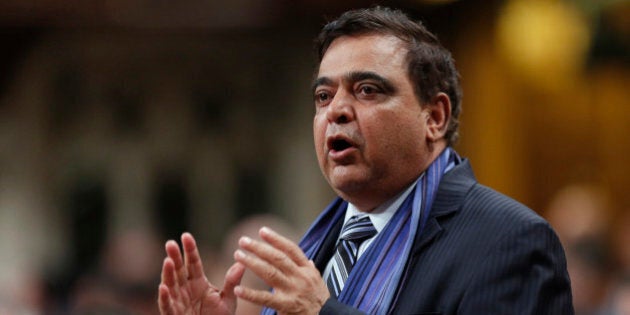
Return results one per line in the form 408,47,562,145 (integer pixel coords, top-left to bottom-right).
68,229,162,315
546,184,614,315
157,6,573,315
546,184,630,315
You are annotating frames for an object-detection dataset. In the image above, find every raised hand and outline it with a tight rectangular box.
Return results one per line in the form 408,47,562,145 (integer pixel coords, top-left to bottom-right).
158,232,245,315
234,227,330,315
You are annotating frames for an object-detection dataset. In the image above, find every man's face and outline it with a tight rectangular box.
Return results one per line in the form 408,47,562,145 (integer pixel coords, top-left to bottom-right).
313,34,434,211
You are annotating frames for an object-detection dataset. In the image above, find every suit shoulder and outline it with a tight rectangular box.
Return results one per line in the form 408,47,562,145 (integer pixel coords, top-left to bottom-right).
463,183,550,228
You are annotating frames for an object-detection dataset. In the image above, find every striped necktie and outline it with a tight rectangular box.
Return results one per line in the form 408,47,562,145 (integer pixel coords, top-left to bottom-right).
326,215,377,298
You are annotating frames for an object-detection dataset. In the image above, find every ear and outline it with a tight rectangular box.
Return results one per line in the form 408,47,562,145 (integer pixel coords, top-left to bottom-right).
424,92,451,142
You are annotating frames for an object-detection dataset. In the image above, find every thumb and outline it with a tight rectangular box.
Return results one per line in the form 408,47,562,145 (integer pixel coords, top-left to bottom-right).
222,262,246,301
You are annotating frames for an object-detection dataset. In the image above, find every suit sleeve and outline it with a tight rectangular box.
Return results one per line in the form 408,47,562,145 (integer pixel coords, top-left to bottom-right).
458,221,574,314
319,298,367,315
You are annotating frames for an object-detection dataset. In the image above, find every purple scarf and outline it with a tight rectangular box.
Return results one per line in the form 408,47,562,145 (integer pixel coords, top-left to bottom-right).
262,148,457,314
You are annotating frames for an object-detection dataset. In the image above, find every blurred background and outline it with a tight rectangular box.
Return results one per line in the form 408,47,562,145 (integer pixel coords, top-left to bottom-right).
0,0,627,314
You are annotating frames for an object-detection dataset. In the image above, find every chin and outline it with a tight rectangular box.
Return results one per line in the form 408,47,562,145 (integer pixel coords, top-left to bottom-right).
330,177,368,198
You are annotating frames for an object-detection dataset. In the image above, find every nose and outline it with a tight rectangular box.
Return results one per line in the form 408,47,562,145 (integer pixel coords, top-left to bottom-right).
326,90,355,124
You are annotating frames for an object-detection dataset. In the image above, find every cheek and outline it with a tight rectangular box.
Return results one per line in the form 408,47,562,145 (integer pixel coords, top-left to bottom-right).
313,118,326,156
364,111,403,144
368,112,424,155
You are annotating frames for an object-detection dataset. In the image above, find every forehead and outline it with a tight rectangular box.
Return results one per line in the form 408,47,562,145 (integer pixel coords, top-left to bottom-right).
318,34,409,78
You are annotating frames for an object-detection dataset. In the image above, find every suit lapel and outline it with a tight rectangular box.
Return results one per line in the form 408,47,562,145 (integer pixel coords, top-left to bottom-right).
412,159,477,256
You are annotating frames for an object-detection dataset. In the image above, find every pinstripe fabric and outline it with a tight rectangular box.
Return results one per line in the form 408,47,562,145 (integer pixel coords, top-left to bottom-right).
319,159,574,314
326,216,377,297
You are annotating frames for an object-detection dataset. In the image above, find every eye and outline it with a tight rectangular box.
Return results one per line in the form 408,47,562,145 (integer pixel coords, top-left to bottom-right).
314,90,333,107
356,84,382,98
359,85,377,94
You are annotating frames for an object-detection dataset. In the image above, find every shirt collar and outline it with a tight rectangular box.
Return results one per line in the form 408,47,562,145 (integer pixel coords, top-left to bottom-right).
345,180,418,233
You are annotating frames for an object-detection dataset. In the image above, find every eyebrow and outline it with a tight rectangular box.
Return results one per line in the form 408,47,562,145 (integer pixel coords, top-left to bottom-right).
311,77,334,94
311,71,397,95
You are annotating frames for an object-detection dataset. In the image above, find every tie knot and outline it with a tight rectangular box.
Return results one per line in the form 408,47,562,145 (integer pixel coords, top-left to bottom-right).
340,215,377,243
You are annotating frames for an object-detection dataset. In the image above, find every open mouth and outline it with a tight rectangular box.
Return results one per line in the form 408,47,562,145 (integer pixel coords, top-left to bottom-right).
326,135,357,162
331,139,352,152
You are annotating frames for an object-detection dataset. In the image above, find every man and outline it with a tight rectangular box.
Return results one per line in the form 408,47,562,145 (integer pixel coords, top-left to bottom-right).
158,7,574,315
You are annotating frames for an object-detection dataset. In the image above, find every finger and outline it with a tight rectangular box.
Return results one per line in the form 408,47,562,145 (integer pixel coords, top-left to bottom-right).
259,227,310,266
161,257,175,287
161,258,180,300
239,236,296,274
158,284,175,315
222,262,246,301
234,249,289,288
234,285,279,310
181,232,206,280
165,239,188,287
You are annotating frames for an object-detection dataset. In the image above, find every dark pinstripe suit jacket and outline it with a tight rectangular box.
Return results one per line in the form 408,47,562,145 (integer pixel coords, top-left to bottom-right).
317,159,574,315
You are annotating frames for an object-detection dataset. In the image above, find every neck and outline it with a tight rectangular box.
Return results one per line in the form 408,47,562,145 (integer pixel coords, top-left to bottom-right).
347,143,448,212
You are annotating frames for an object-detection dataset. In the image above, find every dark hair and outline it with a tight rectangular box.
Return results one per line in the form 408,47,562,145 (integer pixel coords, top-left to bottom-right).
315,6,462,145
